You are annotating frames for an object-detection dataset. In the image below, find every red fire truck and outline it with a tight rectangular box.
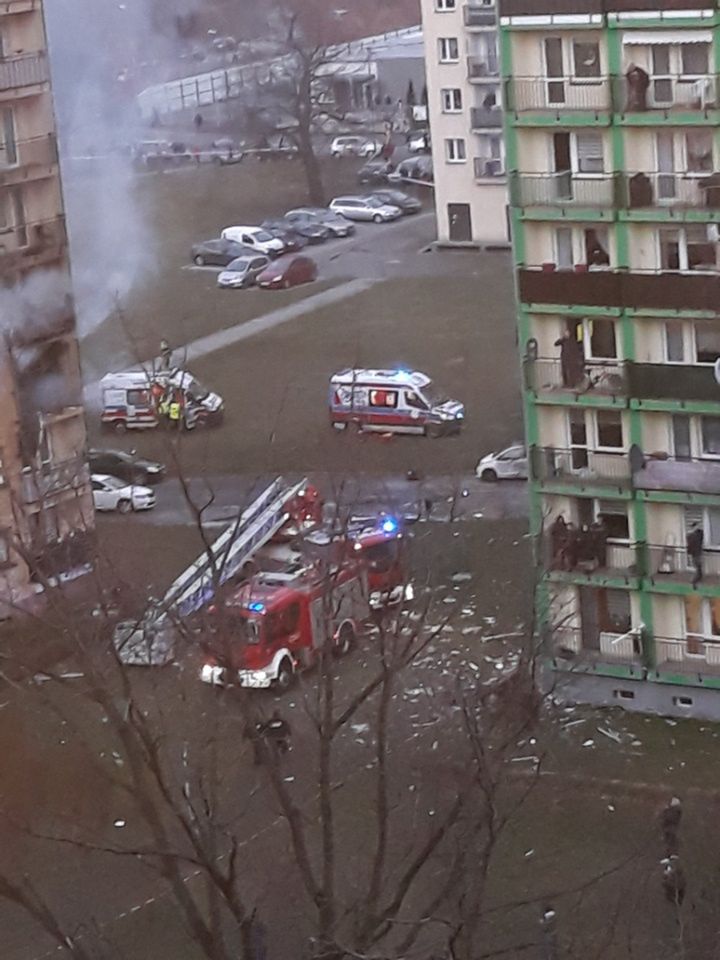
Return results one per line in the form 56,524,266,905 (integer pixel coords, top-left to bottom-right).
200,516,408,689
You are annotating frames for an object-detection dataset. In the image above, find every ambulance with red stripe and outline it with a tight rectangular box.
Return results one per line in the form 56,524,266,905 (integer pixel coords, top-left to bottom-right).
100,369,224,433
329,368,464,437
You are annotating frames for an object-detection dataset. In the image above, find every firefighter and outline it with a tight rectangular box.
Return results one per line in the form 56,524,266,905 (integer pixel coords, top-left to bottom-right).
168,391,183,430
159,338,173,370
263,710,292,756
157,389,172,425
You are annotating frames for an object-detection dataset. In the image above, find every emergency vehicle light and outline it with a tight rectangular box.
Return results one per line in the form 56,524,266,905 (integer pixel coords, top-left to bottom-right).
381,517,399,534
247,601,265,612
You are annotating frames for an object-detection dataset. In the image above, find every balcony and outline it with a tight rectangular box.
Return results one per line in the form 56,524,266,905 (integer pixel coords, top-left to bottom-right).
654,636,720,679
500,0,707,15
505,77,611,115
21,457,90,506
532,445,631,487
622,172,720,212
0,216,67,278
511,172,616,209
525,357,627,400
0,53,49,92
545,530,640,582
627,362,720,404
0,134,57,187
464,4,495,26
470,106,502,129
615,74,718,117
32,529,96,582
474,156,504,179
467,56,498,81
646,543,720,588
633,454,720,496
518,267,720,312
550,626,644,671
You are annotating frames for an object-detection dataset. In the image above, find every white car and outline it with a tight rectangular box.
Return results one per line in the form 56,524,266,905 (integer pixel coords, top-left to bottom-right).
220,226,284,257
476,444,528,482
407,130,430,153
91,474,156,513
329,195,401,223
217,254,270,289
330,136,382,158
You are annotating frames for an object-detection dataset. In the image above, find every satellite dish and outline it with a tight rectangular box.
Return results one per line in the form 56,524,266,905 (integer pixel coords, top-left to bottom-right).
629,443,645,474
714,357,720,386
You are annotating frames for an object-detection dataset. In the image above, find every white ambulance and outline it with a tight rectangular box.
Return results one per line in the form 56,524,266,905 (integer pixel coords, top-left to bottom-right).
100,369,224,433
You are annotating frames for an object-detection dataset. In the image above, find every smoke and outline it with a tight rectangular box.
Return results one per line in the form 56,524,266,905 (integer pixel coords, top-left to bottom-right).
43,0,201,339
0,270,73,350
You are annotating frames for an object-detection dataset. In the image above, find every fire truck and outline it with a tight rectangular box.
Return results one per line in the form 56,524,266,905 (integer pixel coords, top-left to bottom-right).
200,513,410,690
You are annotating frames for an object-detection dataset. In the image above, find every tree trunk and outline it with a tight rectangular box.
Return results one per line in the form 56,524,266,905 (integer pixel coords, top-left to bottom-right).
298,123,325,206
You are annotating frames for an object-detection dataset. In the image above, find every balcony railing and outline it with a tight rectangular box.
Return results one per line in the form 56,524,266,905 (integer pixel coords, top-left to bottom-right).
654,635,720,677
623,171,720,211
0,216,67,275
32,529,96,581
627,362,720,404
500,0,708,17
633,454,720,497
474,156,504,179
467,56,498,80
532,445,631,486
518,267,720,312
464,4,496,26
505,76,611,114
615,73,718,114
470,105,502,128
647,542,720,586
511,171,616,208
0,134,57,185
545,530,640,580
0,53,49,92
21,457,90,505
550,626,643,666
525,357,627,398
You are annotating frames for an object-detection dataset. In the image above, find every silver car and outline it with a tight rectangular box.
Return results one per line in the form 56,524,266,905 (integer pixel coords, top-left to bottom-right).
329,195,401,223
217,255,270,289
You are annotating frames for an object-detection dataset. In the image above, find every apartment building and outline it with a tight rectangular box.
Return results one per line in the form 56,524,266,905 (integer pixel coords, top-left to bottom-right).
0,0,93,613
502,0,720,719
421,0,509,247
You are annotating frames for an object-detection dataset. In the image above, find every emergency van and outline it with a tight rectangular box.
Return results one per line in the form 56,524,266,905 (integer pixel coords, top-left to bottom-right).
329,368,464,437
100,369,224,433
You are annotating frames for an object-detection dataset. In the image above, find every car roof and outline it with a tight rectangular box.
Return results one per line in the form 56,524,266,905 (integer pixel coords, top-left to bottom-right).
224,257,254,268
332,196,366,203
101,371,153,388
89,448,128,460
331,368,431,388
91,473,123,484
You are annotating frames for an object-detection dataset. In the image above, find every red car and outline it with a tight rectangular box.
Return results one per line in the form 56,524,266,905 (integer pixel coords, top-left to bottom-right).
257,255,318,290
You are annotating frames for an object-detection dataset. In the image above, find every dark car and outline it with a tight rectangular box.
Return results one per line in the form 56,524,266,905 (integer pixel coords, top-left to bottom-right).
190,238,253,267
357,160,394,185
257,255,318,290
88,449,165,485
278,213,331,243
367,189,422,215
261,219,309,253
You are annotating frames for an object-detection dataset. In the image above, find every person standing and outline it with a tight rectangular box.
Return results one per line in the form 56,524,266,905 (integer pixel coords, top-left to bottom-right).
555,328,585,388
168,391,182,431
159,339,172,371
687,525,704,585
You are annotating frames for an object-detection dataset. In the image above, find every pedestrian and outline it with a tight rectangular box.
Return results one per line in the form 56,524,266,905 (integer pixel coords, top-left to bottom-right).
159,338,172,370
193,111,203,130
687,525,704,585
661,860,686,907
659,797,682,857
423,496,433,520
263,709,291,756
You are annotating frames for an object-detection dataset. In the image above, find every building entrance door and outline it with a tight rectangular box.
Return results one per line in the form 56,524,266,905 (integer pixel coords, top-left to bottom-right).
448,203,472,242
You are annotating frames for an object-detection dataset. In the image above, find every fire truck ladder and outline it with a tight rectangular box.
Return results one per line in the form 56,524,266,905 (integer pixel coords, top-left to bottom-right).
158,476,308,622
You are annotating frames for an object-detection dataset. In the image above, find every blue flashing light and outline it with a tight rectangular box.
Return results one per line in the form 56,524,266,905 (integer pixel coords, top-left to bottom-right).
381,517,399,535
247,601,265,613
395,369,410,382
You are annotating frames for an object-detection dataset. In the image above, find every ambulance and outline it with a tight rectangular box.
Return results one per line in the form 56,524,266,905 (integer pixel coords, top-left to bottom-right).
329,368,464,437
100,368,224,433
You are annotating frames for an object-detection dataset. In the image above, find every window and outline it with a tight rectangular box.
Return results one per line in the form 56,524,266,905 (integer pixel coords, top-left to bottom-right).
680,43,709,76
476,134,503,176
405,391,428,411
701,416,720,457
369,389,398,408
435,0,456,8
586,318,616,359
445,137,466,162
127,389,149,406
596,500,629,541
441,88,462,112
0,109,16,167
438,37,459,62
660,226,715,271
574,133,604,174
596,410,623,450
600,588,631,634
685,594,720,640
694,323,720,365
686,131,713,173
572,40,601,79
555,227,573,268
665,320,686,363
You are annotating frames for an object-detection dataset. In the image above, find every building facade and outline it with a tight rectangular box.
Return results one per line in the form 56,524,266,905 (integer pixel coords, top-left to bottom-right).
502,0,720,719
0,0,93,612
421,0,509,247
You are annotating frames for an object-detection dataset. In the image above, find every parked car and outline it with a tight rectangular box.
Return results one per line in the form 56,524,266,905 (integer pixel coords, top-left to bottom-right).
91,474,156,513
407,129,431,153
330,135,382,158
220,226,284,257
272,213,330,244
476,444,528,481
367,189,422,215
285,207,355,238
217,254,271,289
257,255,318,290
88,449,165,485
328,195,401,223
388,155,434,183
260,219,309,252
191,238,252,267
357,160,394,185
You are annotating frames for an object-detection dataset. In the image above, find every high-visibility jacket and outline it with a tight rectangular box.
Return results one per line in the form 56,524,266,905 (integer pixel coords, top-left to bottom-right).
168,401,181,421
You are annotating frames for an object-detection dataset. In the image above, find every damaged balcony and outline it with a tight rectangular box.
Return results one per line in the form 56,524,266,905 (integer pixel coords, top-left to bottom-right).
0,52,49,94
0,215,67,278
544,532,641,586
532,445,631,488
21,455,90,507
31,528,96,585
549,626,645,676
0,134,57,187
646,543,720,589
525,357,628,401
653,636,720,681
633,454,720,496
622,172,720,213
